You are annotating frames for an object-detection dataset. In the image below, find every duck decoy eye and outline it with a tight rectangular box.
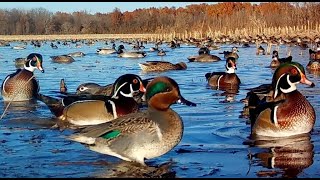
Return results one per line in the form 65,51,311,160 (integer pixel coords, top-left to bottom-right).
290,68,298,75
132,79,138,84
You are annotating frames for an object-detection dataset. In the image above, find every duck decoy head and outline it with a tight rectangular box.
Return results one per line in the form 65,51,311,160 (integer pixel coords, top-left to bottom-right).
226,57,237,73
232,47,239,52
198,47,210,55
112,74,146,98
25,53,44,73
272,62,315,98
76,83,103,95
145,76,196,110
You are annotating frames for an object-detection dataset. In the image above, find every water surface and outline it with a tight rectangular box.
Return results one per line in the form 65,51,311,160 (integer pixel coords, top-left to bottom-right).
0,40,319,178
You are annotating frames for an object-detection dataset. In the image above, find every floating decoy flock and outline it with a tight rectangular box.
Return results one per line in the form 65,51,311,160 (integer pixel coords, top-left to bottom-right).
0,35,319,178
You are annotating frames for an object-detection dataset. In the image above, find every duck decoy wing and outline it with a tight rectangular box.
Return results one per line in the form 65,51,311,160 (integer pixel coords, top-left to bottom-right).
145,61,171,65
279,56,292,63
250,97,285,125
205,72,225,80
70,111,153,139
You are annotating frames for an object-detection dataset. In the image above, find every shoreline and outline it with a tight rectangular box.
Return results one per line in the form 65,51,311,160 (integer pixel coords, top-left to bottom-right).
0,34,159,41
0,29,318,42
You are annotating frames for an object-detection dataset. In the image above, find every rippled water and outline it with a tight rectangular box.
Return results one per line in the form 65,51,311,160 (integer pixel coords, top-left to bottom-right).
0,40,319,178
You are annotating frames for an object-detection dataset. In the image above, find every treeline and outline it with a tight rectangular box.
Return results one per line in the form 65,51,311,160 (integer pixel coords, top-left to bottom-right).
0,2,319,35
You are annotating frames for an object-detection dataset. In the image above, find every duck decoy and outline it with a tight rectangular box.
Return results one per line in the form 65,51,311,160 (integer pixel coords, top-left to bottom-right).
306,60,320,72
1,53,44,101
50,42,58,49
37,74,146,127
67,52,85,57
248,62,316,137
205,57,241,89
14,57,28,69
60,79,67,94
76,82,113,96
149,43,159,52
221,47,239,59
12,45,26,50
188,47,221,62
256,45,265,55
157,49,166,56
75,77,152,96
50,55,75,63
269,50,292,68
138,61,187,72
117,45,146,58
97,43,117,55
67,76,196,165
306,49,320,72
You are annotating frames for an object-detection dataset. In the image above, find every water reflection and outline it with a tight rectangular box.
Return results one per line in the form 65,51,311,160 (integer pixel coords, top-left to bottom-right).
210,86,239,103
247,133,314,178
92,160,176,178
307,69,320,76
2,99,38,112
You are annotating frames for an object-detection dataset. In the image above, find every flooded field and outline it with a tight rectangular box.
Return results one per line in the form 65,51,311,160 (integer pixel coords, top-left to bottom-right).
0,39,319,178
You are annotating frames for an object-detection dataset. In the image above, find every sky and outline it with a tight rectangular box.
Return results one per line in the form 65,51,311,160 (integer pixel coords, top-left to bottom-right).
0,2,219,14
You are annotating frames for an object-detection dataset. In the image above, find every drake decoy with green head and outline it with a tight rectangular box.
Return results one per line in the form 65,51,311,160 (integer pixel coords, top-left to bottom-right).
117,45,147,58
138,61,187,72
67,76,196,165
97,43,117,55
51,55,75,63
249,62,316,138
205,57,241,89
37,74,146,127
1,53,44,101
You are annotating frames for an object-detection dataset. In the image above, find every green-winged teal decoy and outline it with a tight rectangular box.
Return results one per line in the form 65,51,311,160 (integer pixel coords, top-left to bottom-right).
37,74,146,127
67,76,196,165
248,62,316,137
1,53,44,101
205,57,241,89
138,61,187,72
